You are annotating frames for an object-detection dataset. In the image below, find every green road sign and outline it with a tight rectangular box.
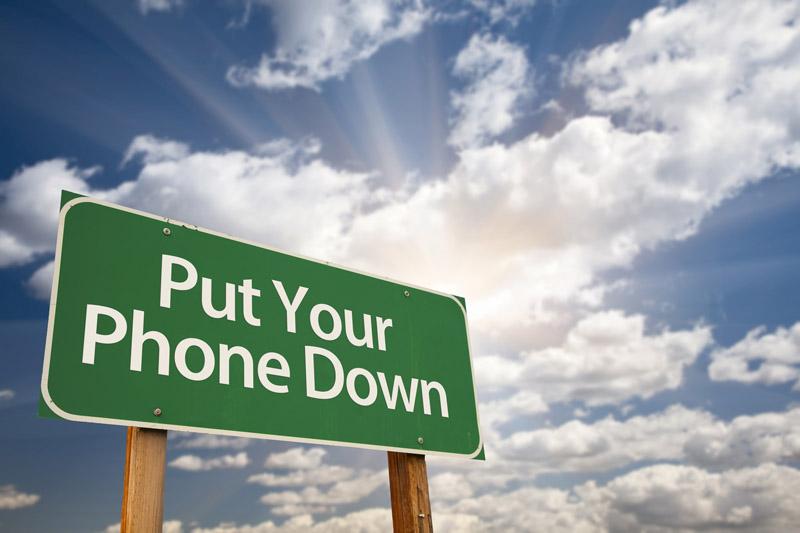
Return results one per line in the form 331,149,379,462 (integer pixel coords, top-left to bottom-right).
41,196,482,459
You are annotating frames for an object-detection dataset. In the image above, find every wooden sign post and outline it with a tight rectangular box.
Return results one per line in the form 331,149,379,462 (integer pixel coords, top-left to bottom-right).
388,452,433,532
121,427,168,533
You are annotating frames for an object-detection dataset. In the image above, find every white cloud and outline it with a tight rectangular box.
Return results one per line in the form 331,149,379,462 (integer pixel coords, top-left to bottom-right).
596,463,800,532
136,0,184,15
121,463,800,532
192,508,392,533
469,1,537,25
683,408,800,469
259,470,386,515
122,135,190,166
499,405,800,473
0,389,14,400
226,1,429,91
448,34,532,149
0,159,92,267
429,472,474,502
172,434,251,450
264,447,326,470
569,0,800,176
437,463,800,532
477,311,711,410
709,322,800,388
0,485,40,510
25,260,54,300
168,452,250,471
0,135,373,285
498,404,713,471
248,465,353,487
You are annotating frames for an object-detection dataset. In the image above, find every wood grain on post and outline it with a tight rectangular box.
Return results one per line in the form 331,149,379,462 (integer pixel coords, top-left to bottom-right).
121,427,168,533
387,452,433,533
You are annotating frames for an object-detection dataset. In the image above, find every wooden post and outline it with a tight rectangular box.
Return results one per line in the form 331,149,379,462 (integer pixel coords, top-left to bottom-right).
121,427,168,533
387,452,433,532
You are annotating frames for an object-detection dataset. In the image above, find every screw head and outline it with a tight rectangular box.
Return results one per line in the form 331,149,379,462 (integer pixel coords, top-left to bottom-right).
417,436,424,445
404,290,410,297
153,408,162,417
162,227,171,236
418,513,426,519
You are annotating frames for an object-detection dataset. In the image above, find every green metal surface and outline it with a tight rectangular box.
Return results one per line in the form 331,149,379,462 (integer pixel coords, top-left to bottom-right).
41,196,482,459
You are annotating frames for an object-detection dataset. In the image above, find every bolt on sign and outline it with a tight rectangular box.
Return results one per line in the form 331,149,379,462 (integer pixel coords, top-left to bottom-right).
40,194,483,459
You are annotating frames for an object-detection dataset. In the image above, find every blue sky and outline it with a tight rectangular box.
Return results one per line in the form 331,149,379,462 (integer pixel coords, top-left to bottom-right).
1,0,800,531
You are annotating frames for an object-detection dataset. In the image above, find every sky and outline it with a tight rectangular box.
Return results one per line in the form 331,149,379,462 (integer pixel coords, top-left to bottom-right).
1,0,800,531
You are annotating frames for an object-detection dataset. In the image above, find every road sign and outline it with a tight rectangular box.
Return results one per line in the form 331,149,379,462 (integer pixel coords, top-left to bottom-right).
41,195,482,459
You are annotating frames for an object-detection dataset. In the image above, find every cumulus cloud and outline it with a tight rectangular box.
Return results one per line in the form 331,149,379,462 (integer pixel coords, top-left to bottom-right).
168,452,250,471
25,260,54,300
0,389,14,400
226,0,429,91
171,434,251,450
498,405,800,473
192,508,392,533
122,135,190,166
596,463,800,532
709,322,800,388
248,465,353,487
436,463,800,532
0,135,373,284
0,159,92,267
264,447,326,470
479,311,711,409
448,33,532,149
259,470,386,516
0,485,40,510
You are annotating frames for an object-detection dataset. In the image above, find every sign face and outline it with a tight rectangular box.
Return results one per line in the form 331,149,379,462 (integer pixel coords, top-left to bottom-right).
41,197,482,459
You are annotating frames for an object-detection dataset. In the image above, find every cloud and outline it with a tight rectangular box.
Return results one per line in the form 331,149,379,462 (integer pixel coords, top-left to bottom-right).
0,389,14,400
0,135,373,285
122,135,190,166
448,34,532,149
0,485,40,510
709,322,800,388
259,470,386,516
0,159,92,267
478,311,711,409
25,260,54,300
596,463,800,532
569,0,800,176
192,508,392,532
498,405,800,473
171,434,251,450
437,463,800,532
429,472,474,502
248,465,353,487
136,0,184,15
168,452,250,471
264,447,326,470
469,0,537,25
226,1,429,91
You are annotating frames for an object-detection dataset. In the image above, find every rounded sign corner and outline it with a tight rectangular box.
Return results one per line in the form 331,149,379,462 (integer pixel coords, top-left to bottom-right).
40,379,79,422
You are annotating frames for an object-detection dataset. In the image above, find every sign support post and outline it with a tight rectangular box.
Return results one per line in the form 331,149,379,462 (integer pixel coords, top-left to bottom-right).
387,452,433,532
121,427,167,533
